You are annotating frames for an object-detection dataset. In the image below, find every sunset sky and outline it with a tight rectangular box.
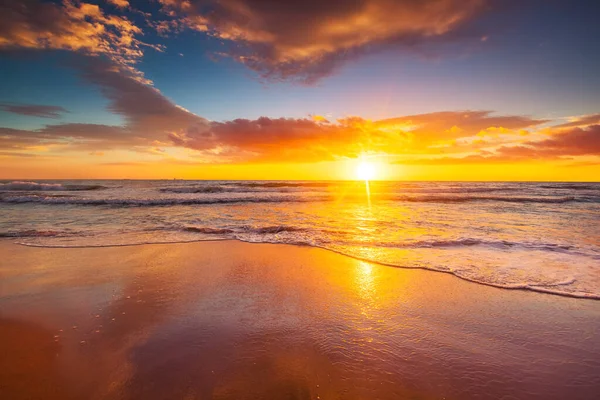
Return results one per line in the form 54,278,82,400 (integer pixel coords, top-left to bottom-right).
0,0,599,180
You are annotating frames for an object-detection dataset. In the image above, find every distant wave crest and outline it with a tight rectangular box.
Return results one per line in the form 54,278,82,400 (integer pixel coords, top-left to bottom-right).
393,195,595,204
161,186,235,194
238,182,331,188
0,194,313,206
0,181,107,191
2,193,597,206
539,184,599,190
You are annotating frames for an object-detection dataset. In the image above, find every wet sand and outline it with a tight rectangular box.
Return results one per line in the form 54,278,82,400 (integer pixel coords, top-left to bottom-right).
1,240,599,400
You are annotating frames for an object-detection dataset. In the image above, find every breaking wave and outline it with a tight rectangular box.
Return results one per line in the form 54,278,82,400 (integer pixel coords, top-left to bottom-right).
161,186,233,194
237,182,331,188
0,229,78,238
0,181,107,191
182,225,304,235
392,195,596,204
538,184,599,190
1,193,597,206
4,180,599,299
0,194,316,206
183,226,235,234
159,185,289,193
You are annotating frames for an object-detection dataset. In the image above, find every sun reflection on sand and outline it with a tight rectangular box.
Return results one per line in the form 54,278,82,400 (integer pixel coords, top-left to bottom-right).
356,262,375,301
2,241,600,399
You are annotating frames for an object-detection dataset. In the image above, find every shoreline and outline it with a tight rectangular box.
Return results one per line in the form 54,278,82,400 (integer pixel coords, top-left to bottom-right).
1,240,600,399
7,237,600,301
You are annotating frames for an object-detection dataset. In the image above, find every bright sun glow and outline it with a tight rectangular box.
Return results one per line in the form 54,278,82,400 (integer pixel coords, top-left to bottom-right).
356,161,376,181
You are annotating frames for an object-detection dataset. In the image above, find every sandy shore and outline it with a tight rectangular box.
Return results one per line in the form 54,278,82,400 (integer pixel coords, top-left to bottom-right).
1,240,599,399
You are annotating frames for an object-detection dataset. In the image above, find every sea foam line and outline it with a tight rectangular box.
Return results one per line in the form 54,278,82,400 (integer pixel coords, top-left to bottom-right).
11,237,600,300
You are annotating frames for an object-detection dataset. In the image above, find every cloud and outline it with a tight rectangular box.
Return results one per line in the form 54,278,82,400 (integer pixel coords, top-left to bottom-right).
396,154,514,165
0,123,132,153
2,101,598,165
75,57,205,134
0,151,42,158
398,124,600,165
0,56,207,154
0,0,154,79
375,110,546,144
167,111,549,162
169,116,392,162
499,124,600,157
0,103,68,118
107,0,129,9
0,52,593,166
158,0,487,82
555,114,600,129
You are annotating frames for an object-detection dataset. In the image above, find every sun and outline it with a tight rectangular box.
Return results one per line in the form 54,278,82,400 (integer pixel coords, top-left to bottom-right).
356,161,376,181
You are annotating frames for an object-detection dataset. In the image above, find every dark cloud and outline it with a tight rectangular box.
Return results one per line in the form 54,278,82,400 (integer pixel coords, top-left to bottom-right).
0,103,68,118
158,0,487,82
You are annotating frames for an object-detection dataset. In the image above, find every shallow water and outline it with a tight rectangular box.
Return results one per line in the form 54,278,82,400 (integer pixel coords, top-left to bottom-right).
1,180,599,298
1,241,599,400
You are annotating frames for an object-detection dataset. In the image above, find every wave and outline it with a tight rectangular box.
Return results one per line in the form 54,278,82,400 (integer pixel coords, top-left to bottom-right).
1,193,597,206
159,185,286,194
365,238,577,251
161,186,238,194
11,233,599,299
393,195,596,204
0,229,75,238
178,227,593,257
183,225,304,235
224,239,600,300
237,182,331,188
183,226,234,234
0,194,316,206
539,184,599,190
246,225,305,234
0,181,107,191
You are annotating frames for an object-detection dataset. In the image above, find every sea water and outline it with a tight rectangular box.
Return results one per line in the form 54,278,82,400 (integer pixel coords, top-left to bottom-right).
1,180,598,298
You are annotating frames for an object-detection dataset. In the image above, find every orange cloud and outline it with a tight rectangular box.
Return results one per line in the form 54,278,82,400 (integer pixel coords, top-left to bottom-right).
498,125,600,157
0,0,152,79
555,114,600,129
107,0,129,8
167,111,549,162
0,54,594,166
158,0,486,82
398,124,600,165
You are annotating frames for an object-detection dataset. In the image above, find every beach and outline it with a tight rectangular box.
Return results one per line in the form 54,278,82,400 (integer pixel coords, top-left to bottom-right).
1,239,599,399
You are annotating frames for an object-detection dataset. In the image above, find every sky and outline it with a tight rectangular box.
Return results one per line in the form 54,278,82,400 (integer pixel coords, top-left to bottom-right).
0,0,599,180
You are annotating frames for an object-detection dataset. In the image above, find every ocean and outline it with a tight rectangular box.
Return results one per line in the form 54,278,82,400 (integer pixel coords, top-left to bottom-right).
1,180,599,299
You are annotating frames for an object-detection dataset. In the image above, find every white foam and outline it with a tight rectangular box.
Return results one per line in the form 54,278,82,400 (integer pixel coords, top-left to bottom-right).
0,181,67,191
